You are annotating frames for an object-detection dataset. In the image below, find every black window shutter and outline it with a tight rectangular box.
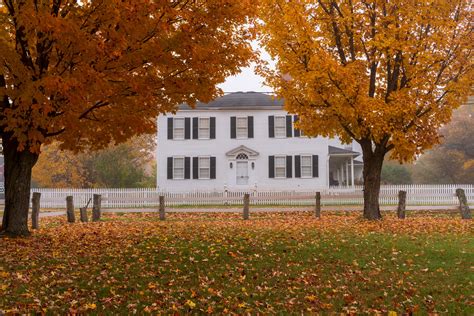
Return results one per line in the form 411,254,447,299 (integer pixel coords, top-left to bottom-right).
312,155,319,177
192,117,199,139
268,156,275,178
286,155,293,178
193,157,199,179
286,115,293,137
293,115,300,137
248,116,254,138
185,118,191,139
268,116,275,138
167,118,173,140
230,116,236,139
184,157,191,179
167,157,173,179
295,155,301,178
210,157,216,179
210,117,216,139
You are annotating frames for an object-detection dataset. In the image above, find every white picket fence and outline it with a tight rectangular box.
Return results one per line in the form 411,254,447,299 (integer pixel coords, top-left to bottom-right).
23,184,474,209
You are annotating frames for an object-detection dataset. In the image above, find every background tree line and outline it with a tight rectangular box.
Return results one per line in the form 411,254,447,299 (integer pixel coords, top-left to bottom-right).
382,100,474,184
32,135,156,188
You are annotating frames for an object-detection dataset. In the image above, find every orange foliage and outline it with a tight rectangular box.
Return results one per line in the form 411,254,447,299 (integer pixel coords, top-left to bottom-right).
0,0,256,152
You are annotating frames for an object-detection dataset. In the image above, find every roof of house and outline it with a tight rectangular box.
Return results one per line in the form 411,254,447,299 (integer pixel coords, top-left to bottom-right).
179,92,284,110
328,146,360,156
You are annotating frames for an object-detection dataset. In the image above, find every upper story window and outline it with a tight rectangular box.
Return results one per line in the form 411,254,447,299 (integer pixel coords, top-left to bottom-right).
199,117,210,139
269,115,292,138
231,116,254,139
301,155,313,177
274,116,286,138
236,117,248,138
173,118,185,140
293,115,304,137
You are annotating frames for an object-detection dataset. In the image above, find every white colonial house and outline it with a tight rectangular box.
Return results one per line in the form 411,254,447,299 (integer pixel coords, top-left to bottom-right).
156,92,363,191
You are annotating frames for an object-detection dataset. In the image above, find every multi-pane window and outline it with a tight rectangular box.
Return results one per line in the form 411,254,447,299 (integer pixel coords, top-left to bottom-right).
199,117,210,139
199,157,210,179
274,116,286,138
173,157,185,179
275,156,286,178
301,155,313,177
173,118,185,140
236,117,248,138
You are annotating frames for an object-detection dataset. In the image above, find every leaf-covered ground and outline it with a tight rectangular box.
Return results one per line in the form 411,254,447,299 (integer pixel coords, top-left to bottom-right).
1,211,473,314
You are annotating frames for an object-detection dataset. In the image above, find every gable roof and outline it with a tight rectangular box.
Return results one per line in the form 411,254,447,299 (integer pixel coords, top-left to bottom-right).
179,92,284,110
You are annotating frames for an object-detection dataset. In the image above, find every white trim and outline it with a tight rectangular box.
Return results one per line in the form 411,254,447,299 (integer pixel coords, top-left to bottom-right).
226,145,259,157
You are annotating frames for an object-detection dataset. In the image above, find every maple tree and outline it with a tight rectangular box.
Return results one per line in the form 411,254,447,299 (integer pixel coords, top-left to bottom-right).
258,0,473,219
0,0,256,236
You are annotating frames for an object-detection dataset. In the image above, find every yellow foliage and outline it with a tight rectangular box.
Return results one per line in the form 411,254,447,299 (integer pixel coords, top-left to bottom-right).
258,0,473,163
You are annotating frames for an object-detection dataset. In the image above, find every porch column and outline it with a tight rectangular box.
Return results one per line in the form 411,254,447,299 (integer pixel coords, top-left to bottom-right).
346,160,349,187
326,157,330,187
351,157,355,187
339,164,344,187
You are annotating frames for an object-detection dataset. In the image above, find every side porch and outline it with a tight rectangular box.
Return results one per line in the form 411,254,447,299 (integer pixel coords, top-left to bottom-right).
328,146,363,187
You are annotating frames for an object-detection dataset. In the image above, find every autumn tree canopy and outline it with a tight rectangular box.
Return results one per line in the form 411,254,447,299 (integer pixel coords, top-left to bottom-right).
258,0,473,219
0,0,256,236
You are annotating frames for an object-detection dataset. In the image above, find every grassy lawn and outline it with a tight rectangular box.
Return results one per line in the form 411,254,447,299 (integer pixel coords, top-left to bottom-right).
0,212,472,314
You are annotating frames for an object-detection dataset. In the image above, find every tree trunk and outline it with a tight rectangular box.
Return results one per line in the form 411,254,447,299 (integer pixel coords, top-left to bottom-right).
361,141,386,220
0,135,39,237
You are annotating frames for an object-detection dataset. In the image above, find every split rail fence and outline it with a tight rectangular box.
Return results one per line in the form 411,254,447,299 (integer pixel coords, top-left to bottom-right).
18,184,474,209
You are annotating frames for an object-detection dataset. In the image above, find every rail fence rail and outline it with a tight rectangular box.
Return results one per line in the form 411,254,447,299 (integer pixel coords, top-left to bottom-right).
11,184,474,209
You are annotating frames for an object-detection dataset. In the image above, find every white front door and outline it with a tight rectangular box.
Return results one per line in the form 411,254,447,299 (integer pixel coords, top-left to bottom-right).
236,161,249,185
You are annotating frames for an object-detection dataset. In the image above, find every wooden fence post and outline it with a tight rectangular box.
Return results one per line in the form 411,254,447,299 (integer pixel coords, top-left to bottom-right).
159,195,165,220
456,188,471,219
397,190,407,219
66,196,75,223
31,192,41,230
315,192,321,218
243,193,250,220
92,194,102,222
80,207,88,222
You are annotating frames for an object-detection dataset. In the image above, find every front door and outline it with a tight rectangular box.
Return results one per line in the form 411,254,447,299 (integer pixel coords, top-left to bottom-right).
236,161,249,185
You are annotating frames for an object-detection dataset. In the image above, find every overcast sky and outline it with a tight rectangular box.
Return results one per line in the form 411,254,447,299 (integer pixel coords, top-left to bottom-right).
218,64,268,93
218,44,274,93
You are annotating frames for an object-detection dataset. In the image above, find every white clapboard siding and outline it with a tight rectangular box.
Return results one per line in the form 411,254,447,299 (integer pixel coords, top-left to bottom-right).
22,184,474,209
